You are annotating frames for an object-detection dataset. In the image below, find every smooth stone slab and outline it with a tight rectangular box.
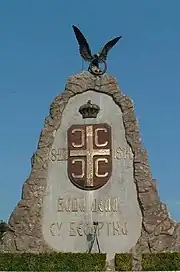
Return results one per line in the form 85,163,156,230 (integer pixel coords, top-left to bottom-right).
42,91,142,258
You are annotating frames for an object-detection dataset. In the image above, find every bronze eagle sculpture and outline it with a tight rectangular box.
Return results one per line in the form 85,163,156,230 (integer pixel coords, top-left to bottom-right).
72,25,122,74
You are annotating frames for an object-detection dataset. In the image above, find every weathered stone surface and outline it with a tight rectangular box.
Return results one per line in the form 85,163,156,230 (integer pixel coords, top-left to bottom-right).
1,71,179,270
148,234,173,252
170,223,180,251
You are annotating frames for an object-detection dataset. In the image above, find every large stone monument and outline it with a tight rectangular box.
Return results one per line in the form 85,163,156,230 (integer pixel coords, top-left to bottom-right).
1,26,180,270
1,71,180,267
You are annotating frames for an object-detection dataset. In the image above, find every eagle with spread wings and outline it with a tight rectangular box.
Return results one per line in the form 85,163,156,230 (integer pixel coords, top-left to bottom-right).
72,25,122,70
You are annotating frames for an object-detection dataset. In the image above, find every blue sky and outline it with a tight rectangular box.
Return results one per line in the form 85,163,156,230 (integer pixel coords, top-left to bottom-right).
1,0,180,222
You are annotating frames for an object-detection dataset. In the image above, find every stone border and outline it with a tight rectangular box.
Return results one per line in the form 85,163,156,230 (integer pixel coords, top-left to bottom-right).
1,72,179,267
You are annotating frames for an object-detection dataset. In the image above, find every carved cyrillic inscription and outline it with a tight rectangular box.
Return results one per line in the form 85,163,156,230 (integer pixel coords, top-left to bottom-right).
57,197,123,213
49,222,62,236
49,221,128,237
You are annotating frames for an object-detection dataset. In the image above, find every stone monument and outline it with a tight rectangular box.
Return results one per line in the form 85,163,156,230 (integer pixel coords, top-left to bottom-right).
1,26,180,270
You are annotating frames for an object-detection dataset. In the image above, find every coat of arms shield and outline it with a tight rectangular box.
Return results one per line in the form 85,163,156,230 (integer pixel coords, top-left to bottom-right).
67,123,112,190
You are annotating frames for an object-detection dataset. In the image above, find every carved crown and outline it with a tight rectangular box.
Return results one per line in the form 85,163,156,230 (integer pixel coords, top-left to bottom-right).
79,100,100,119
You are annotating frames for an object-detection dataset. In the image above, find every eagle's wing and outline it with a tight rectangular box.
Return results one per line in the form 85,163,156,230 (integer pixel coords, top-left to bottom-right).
72,25,93,62
98,36,122,61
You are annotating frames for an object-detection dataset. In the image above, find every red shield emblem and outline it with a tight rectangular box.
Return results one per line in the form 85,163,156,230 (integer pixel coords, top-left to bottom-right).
67,123,112,190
